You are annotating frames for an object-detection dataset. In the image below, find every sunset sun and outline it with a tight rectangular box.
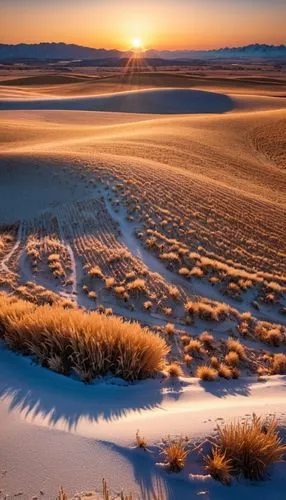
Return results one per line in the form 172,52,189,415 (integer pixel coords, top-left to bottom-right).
131,37,142,50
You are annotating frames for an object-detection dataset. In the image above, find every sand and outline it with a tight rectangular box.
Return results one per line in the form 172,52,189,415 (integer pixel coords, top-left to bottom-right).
0,73,285,499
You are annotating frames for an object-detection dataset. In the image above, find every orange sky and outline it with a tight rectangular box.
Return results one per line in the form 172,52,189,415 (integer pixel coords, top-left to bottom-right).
0,0,285,50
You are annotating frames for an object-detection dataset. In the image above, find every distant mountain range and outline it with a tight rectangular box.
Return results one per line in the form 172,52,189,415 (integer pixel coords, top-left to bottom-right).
0,42,285,61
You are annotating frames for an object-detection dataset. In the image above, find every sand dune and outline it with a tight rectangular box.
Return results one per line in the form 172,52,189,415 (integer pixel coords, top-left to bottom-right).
0,74,286,499
0,88,235,114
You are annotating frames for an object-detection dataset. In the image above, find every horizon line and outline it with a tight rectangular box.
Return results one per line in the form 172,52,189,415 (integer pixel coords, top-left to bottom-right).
0,41,285,52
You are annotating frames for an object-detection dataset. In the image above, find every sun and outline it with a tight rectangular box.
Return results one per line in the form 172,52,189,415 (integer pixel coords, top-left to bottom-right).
131,37,142,50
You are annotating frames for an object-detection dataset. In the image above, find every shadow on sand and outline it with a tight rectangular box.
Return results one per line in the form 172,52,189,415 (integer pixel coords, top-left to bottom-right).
0,88,234,114
0,344,176,430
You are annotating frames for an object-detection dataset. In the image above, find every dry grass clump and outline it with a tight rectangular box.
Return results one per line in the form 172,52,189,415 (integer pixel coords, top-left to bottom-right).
136,430,147,450
185,300,230,322
205,449,232,485
165,323,175,335
226,338,245,359
196,365,218,381
166,362,183,377
272,353,286,374
210,415,286,480
161,437,189,472
225,351,239,367
0,295,169,382
126,279,146,295
199,331,214,348
218,363,233,380
184,354,193,366
254,322,286,347
179,267,190,277
144,300,152,311
57,486,68,500
88,265,104,279
168,286,180,299
210,356,219,369
184,339,202,354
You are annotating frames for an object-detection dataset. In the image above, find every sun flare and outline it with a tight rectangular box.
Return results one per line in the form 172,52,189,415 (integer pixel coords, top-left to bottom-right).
131,37,142,49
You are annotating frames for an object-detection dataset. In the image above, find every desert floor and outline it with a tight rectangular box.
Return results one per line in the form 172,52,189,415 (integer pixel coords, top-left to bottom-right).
0,68,285,499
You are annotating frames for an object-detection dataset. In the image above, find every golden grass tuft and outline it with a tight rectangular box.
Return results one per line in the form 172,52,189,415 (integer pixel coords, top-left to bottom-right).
213,415,286,480
205,448,232,485
165,323,175,335
161,437,189,472
196,365,218,381
272,353,286,374
136,430,147,450
218,363,233,380
225,351,239,367
0,295,169,382
166,362,183,377
199,331,214,348
226,338,245,359
184,339,202,353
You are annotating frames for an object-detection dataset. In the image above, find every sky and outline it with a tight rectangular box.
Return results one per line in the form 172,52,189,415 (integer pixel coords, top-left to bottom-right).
0,0,285,50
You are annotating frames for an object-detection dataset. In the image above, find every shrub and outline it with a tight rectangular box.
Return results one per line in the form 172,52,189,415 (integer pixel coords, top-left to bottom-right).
213,415,286,480
218,363,232,380
166,362,183,377
205,448,232,485
57,487,68,500
185,339,202,353
225,351,239,367
272,353,286,374
0,295,169,382
196,365,218,381
179,267,190,277
184,354,193,366
226,338,245,359
199,331,214,348
210,356,219,369
165,323,175,335
161,438,189,472
136,430,147,450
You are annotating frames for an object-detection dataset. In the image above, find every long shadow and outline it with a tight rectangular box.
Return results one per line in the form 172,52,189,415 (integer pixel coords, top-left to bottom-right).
0,89,234,114
97,440,196,500
199,377,252,398
0,345,167,430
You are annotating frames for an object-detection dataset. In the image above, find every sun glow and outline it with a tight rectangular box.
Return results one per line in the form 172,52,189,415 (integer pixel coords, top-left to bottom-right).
132,37,142,49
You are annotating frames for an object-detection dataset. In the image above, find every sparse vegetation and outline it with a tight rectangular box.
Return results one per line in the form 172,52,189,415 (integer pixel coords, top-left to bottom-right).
0,294,169,382
210,415,286,480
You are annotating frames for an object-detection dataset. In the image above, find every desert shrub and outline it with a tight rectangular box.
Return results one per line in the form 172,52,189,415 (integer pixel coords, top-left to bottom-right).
57,487,68,500
213,415,286,480
196,365,218,381
199,331,214,348
88,265,103,279
180,335,190,345
226,338,245,359
136,431,147,450
184,354,193,366
166,362,183,377
225,351,239,367
218,363,232,380
210,356,219,369
127,279,146,294
272,353,286,374
165,323,175,335
168,286,180,299
185,300,230,322
179,267,190,277
144,300,152,311
0,295,169,381
205,448,232,485
161,437,189,472
185,339,202,353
